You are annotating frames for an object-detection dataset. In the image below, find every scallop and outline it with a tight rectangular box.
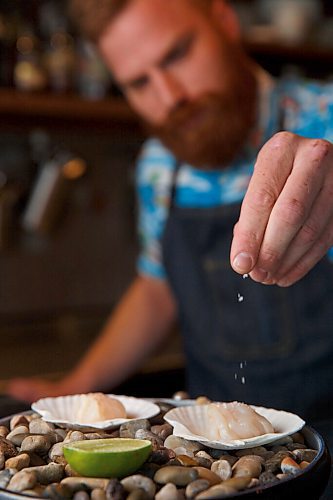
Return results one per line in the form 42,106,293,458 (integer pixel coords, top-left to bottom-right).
205,402,274,441
31,394,160,431
164,402,305,450
75,393,127,423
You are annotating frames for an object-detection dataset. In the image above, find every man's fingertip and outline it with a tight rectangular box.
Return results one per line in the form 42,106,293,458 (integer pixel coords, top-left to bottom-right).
232,252,254,273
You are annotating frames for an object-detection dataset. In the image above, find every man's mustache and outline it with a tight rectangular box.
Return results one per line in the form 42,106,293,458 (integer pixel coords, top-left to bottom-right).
152,95,217,135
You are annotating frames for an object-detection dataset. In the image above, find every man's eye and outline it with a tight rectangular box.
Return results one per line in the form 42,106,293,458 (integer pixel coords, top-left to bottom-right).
162,36,194,67
125,76,149,92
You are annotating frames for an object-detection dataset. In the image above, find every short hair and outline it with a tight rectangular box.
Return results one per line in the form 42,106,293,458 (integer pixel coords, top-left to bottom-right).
68,0,211,43
68,0,129,43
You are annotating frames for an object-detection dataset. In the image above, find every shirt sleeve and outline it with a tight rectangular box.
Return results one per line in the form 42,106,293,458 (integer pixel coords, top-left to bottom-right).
282,78,333,141
135,139,176,280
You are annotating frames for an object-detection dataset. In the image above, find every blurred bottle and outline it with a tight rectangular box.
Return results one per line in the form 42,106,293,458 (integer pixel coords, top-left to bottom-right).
44,31,76,93
270,0,322,44
76,38,111,100
14,25,47,92
0,8,19,86
39,0,76,93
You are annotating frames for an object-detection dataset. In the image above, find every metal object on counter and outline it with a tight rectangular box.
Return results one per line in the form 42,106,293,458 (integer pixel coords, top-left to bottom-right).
22,151,87,235
0,167,28,251
0,182,20,250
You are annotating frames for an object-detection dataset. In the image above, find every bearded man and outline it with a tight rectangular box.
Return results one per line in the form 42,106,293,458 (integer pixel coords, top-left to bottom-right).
7,0,333,424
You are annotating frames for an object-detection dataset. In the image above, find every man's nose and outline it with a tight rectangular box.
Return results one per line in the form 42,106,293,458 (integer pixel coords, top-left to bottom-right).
152,70,187,116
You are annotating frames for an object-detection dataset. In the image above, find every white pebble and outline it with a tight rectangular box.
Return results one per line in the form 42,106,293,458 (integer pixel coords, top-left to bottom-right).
156,483,180,500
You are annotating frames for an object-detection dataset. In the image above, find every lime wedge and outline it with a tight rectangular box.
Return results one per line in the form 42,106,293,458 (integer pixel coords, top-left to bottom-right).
63,438,152,478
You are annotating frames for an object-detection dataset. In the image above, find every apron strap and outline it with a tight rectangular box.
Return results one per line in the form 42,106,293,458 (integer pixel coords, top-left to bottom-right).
169,161,182,209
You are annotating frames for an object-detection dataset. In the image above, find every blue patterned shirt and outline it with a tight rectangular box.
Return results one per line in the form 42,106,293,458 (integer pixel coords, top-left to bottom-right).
136,73,333,279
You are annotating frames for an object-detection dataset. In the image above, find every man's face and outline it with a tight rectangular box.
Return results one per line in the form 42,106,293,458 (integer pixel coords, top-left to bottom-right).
99,0,257,168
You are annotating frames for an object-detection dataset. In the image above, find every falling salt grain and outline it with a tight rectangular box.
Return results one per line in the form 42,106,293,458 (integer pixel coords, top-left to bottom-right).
234,373,238,380
241,377,246,384
237,293,244,302
242,274,249,279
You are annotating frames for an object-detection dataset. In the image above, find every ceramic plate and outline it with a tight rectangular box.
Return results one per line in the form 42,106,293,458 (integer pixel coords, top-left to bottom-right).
32,394,160,431
164,404,305,449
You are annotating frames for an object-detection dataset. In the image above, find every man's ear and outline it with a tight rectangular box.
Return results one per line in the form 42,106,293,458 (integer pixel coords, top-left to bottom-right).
210,0,241,41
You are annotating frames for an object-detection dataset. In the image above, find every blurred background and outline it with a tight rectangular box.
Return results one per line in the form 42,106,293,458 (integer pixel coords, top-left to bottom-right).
0,0,333,398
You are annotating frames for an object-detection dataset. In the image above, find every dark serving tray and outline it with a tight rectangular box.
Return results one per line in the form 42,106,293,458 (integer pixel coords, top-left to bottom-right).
0,412,331,499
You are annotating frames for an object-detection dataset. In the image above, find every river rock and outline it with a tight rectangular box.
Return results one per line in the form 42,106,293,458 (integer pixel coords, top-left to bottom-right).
0,426,9,438
61,477,109,493
185,478,210,498
121,474,156,499
10,415,30,430
211,459,232,480
8,470,37,492
126,488,149,500
0,436,17,458
91,487,107,500
292,449,317,463
105,478,126,500
232,455,263,478
150,424,173,441
154,466,198,486
22,462,65,484
5,453,30,471
6,425,29,442
120,419,150,438
164,436,202,454
64,431,86,443
49,442,65,462
196,483,237,498
156,482,183,500
134,429,163,449
193,467,221,485
21,435,52,454
280,456,301,475
0,468,16,488
73,491,90,500
6,433,30,447
29,418,55,435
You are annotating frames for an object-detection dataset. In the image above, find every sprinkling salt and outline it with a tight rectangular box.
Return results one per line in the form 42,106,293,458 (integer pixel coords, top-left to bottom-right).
237,293,244,302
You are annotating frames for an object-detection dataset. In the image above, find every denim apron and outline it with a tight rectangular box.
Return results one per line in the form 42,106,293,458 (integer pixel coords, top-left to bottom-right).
162,169,333,423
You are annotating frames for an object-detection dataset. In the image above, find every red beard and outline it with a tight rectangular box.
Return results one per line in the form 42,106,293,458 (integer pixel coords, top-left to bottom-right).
145,63,257,169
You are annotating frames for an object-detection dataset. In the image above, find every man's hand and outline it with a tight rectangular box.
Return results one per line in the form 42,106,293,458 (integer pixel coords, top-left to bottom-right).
6,377,76,403
231,132,333,286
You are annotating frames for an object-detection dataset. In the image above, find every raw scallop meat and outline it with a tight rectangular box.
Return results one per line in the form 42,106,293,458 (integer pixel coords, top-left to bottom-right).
75,393,127,423
205,401,274,441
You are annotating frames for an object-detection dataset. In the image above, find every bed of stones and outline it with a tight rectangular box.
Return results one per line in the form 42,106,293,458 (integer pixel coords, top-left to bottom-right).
0,401,318,499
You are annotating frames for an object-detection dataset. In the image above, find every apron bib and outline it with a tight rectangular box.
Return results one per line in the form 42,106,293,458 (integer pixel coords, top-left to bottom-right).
162,177,333,422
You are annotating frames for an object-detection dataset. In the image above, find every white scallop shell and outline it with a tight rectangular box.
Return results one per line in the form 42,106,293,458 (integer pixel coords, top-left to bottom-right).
164,404,305,449
31,394,160,431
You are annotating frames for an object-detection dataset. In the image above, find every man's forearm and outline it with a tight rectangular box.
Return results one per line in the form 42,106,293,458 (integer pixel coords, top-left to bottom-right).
63,275,177,393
